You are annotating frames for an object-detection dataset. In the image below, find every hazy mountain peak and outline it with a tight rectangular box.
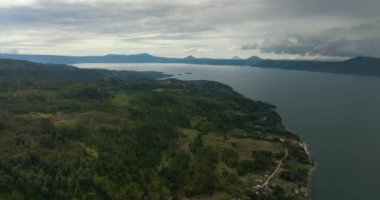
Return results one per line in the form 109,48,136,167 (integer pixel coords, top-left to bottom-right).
345,56,379,62
247,56,262,61
133,53,154,57
185,55,196,60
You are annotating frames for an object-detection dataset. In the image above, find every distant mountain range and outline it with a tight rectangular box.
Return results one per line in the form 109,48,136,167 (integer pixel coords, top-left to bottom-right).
255,56,380,77
0,53,379,77
0,53,258,66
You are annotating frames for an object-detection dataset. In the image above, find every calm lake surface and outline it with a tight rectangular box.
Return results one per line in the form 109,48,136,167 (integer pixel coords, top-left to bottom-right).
75,63,380,200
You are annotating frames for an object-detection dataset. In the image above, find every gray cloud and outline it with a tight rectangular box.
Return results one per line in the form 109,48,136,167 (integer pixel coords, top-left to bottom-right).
243,23,380,58
258,37,380,58
0,49,19,54
0,0,379,58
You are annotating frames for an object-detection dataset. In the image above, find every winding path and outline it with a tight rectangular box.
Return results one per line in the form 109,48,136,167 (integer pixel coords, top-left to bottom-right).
259,148,288,189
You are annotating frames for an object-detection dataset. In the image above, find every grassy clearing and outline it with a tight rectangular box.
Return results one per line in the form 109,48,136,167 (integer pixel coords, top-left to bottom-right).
212,192,233,200
180,128,200,140
79,142,99,160
20,112,54,119
178,129,200,153
110,94,131,108
203,133,284,161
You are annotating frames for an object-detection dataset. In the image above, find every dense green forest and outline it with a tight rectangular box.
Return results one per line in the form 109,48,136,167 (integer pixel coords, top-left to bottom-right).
0,59,314,200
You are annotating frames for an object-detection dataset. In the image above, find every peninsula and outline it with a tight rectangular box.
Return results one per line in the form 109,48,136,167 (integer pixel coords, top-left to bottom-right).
0,59,314,200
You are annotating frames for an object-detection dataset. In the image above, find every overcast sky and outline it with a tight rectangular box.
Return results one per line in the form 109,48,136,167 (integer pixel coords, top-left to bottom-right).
0,0,379,59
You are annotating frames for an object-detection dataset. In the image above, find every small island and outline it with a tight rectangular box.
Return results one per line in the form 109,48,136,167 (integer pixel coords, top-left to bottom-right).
0,59,314,200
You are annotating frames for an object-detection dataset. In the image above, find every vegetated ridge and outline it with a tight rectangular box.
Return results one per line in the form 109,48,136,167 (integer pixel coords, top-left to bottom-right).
0,58,314,200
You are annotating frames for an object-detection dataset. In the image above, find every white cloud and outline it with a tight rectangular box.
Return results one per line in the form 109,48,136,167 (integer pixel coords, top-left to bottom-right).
0,0,37,7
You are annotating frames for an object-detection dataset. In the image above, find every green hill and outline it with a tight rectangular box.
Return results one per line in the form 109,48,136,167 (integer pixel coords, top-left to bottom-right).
0,59,314,200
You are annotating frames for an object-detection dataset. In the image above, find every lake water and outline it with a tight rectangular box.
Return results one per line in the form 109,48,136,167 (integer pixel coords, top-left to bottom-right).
75,63,380,200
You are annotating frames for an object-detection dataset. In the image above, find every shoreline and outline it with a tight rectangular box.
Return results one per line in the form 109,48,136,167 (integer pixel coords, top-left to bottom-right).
302,142,317,200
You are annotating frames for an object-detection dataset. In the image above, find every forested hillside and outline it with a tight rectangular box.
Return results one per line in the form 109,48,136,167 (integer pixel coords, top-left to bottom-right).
0,59,314,200
0,59,166,82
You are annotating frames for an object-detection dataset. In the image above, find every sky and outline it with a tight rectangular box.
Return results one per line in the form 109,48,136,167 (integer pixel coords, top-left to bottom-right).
0,0,379,59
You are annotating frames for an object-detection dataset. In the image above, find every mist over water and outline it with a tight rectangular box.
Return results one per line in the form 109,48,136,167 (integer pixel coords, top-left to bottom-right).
76,63,380,200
